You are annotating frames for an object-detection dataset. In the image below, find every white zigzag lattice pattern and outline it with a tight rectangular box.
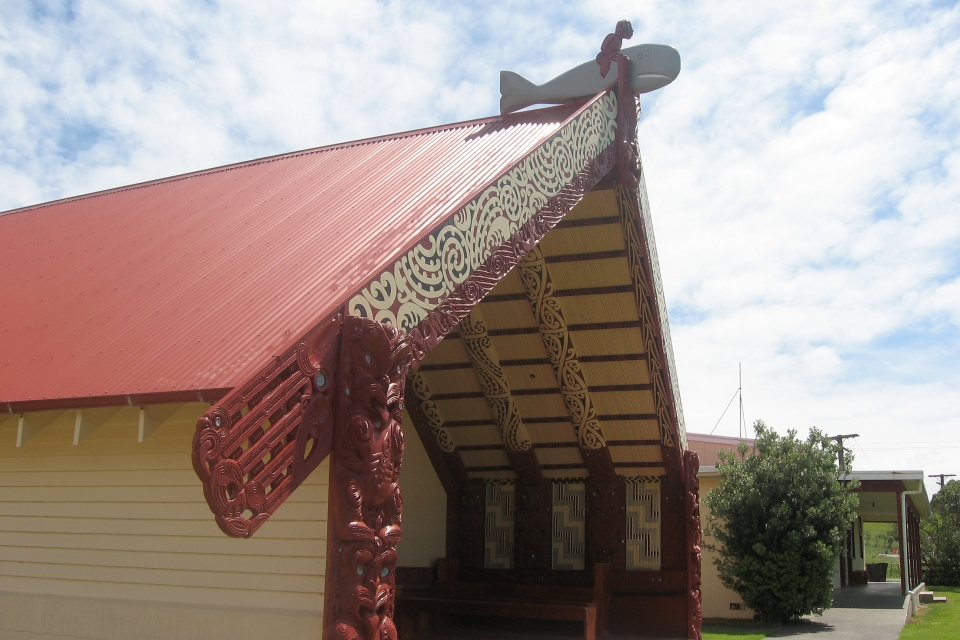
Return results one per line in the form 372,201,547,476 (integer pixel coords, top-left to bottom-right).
626,479,661,571
349,93,618,331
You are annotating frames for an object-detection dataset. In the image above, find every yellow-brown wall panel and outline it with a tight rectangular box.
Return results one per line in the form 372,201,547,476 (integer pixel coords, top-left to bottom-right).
513,393,567,419
503,363,556,390
569,328,644,357
601,420,661,443
433,396,491,422
579,360,650,385
477,299,536,331
534,447,583,466
565,189,618,220
526,422,578,444
459,449,511,469
417,367,480,396
539,224,625,256
591,390,657,415
560,292,640,326
546,258,633,289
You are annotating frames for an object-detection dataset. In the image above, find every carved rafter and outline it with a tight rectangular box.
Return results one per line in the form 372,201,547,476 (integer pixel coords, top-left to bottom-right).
459,308,542,483
616,183,683,483
517,245,617,481
405,371,469,489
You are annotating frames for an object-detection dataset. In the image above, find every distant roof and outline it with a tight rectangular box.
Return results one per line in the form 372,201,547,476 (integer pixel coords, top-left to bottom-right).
0,103,587,410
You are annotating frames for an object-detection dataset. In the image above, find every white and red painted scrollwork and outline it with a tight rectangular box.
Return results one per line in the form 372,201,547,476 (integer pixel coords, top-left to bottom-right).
324,316,413,640
683,449,703,640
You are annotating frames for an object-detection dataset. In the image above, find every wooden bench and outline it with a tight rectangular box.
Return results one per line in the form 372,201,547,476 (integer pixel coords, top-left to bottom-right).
397,562,611,640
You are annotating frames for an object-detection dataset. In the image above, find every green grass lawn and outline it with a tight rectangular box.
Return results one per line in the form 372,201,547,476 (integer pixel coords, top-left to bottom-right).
702,631,769,639
701,621,775,639
899,586,959,640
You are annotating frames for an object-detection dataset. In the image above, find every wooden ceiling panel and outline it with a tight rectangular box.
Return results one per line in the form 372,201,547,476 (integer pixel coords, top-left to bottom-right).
470,469,519,480
526,422,579,444
434,397,493,422
501,363,557,390
609,445,662,464
591,390,657,415
569,328,644,357
553,292,640,326
476,299,537,331
445,425,505,448
513,394,568,420
616,467,665,477
420,334,472,366
579,360,650,385
601,420,661,443
480,334,550,359
535,447,584,467
485,267,526,294
546,257,633,290
538,224,625,256
460,448,513,469
564,188,618,220
417,367,480,396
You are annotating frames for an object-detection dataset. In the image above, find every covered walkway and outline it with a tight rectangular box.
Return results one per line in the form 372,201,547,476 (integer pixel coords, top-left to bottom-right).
770,583,909,639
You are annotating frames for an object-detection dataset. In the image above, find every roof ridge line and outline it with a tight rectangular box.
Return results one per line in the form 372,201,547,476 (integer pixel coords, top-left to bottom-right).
0,104,579,219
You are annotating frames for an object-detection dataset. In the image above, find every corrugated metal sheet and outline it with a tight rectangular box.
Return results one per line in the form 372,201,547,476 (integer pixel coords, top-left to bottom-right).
0,105,583,410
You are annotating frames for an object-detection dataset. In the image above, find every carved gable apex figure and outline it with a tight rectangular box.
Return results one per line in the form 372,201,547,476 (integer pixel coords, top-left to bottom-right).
499,21,681,114
597,19,635,78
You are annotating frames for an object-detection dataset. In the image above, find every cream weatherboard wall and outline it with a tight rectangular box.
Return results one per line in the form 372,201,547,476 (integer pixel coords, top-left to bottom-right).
0,404,328,640
699,472,754,620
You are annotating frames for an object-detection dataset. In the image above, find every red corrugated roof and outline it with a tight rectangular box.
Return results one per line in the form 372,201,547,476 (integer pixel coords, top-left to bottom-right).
0,104,584,410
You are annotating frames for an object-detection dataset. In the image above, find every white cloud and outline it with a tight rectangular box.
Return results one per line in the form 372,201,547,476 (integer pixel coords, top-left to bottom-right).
1,0,957,486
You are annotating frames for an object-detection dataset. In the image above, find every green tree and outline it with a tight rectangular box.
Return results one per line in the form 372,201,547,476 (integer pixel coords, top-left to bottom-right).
923,480,960,586
704,420,859,623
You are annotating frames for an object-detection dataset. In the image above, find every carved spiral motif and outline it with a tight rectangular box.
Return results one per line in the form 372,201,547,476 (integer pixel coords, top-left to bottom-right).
407,372,457,453
349,93,618,330
459,311,532,452
518,246,606,450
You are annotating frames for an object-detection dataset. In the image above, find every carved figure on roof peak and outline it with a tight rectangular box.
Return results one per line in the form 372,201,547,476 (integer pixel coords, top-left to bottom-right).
597,20,635,78
499,22,679,114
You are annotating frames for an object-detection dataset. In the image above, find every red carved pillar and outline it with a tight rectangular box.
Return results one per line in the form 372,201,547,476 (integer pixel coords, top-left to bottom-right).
323,316,414,640
683,449,703,640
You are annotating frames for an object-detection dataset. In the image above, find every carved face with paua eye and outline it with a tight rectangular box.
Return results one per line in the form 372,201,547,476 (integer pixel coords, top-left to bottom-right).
331,540,399,640
343,325,410,510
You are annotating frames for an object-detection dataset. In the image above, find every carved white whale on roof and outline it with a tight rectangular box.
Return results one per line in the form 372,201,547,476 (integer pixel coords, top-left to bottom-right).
500,43,681,114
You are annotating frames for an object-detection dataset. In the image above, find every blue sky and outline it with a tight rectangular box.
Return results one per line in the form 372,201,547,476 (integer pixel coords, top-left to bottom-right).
2,0,958,488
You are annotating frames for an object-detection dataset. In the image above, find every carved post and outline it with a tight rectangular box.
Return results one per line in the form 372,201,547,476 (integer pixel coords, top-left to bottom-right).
323,316,413,640
683,449,703,640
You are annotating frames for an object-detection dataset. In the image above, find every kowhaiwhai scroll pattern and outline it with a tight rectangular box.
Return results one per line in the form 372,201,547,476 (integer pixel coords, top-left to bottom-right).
459,309,532,452
349,93,618,331
408,371,456,454
518,245,606,450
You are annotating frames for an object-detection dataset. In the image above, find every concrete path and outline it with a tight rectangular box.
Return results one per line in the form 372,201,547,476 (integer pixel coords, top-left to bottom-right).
769,582,908,639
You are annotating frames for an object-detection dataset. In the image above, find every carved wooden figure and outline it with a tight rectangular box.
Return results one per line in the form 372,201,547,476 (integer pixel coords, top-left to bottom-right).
324,317,413,640
683,449,703,640
192,314,413,640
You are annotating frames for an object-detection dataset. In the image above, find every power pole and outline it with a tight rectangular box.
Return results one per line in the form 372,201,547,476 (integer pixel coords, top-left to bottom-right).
830,434,859,471
928,474,957,491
